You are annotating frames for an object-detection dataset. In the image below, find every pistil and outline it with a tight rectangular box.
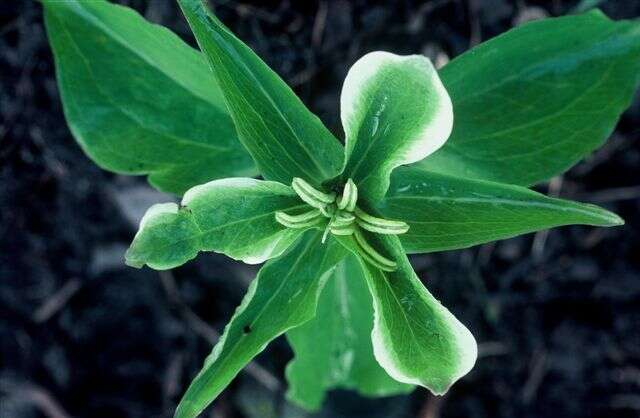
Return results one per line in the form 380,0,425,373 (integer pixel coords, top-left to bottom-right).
275,178,409,271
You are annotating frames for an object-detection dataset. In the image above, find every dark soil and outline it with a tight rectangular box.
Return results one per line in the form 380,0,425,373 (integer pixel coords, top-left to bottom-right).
2,1,639,418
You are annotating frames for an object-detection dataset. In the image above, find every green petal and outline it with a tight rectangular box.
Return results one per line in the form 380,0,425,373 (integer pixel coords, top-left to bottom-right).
285,255,413,410
380,167,624,254
177,0,344,186
340,51,453,202
422,10,640,186
174,232,346,418
126,178,307,269
336,234,477,394
42,0,256,195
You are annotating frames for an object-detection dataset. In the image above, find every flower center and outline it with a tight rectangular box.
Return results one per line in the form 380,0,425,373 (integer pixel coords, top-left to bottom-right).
275,178,409,271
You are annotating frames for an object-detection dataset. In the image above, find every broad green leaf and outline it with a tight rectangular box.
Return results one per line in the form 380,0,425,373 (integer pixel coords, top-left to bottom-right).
126,178,307,270
174,232,346,418
42,0,256,195
378,167,623,254
177,0,344,186
285,255,412,410
336,234,477,395
339,51,453,202
420,10,640,186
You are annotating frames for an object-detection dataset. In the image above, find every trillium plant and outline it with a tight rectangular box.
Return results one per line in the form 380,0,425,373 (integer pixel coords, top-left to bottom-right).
43,0,640,416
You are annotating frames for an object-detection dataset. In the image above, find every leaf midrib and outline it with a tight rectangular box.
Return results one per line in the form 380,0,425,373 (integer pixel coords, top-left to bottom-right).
449,62,615,148
346,77,388,187
193,233,330,400
50,6,235,156
377,264,454,367
145,203,308,254
383,195,613,222
443,18,623,104
203,15,339,180
67,1,226,111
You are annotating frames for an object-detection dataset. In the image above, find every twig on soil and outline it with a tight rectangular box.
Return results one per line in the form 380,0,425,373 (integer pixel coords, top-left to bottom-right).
289,67,318,88
571,133,630,177
477,241,497,266
209,393,233,418
532,176,563,262
573,186,640,203
312,1,328,48
158,271,281,393
478,341,509,358
230,3,279,24
163,352,184,407
407,0,452,34
611,394,640,411
0,378,72,418
418,392,446,418
32,278,82,323
467,0,482,47
521,349,548,404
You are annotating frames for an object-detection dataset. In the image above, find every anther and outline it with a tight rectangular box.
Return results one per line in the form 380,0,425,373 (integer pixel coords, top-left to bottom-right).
292,178,336,209
353,229,397,271
275,209,323,229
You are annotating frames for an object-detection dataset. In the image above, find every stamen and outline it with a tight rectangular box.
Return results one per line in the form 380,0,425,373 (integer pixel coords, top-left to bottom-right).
354,229,397,271
292,178,336,209
321,220,332,243
330,224,356,235
319,204,336,218
332,212,355,226
346,180,358,212
275,210,323,229
277,208,321,223
354,207,409,234
278,178,405,270
356,219,409,235
337,178,357,211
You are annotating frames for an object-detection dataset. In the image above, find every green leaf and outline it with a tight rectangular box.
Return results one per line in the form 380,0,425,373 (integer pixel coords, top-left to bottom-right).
126,178,307,270
339,52,453,202
176,0,344,186
174,232,346,418
285,255,412,410
42,0,256,195
336,234,477,395
421,10,640,186
378,167,623,254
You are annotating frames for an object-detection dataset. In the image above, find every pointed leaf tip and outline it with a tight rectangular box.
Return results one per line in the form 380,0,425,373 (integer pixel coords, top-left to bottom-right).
379,168,628,254
174,232,347,417
43,0,256,195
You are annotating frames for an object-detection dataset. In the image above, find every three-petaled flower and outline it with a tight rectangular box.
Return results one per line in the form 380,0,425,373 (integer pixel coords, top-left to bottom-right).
126,45,478,415
276,177,409,271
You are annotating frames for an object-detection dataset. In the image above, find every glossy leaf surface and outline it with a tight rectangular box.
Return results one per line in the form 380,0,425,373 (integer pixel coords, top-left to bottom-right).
421,10,640,186
337,234,477,394
126,178,306,269
340,52,453,202
285,255,412,410
177,0,344,186
378,167,623,254
174,232,346,418
43,0,256,195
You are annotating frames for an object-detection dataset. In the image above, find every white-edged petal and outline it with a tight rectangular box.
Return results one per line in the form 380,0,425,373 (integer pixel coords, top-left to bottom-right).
340,51,454,202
